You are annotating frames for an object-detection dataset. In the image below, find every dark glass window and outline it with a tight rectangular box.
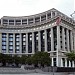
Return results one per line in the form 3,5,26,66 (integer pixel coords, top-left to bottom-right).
35,17,40,23
22,19,27,25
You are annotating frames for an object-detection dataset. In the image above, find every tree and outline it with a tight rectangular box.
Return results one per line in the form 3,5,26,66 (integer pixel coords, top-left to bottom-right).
21,55,28,64
13,55,21,66
26,56,32,65
65,51,75,61
32,51,51,67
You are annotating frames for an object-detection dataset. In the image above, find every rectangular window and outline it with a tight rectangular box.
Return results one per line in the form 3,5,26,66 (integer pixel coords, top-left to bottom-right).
3,19,8,25
22,19,27,25
9,20,14,25
15,20,21,25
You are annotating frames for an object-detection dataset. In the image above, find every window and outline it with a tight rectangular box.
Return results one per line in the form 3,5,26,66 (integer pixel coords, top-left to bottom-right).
23,42,26,45
2,38,6,41
28,18,33,24
3,19,8,25
9,46,13,49
9,34,13,37
22,19,27,25
23,38,26,41
9,42,13,45
47,13,51,19
16,38,19,41
15,20,21,25
35,17,40,23
2,46,6,49
41,15,46,21
2,33,6,37
16,46,19,49
16,42,19,45
2,42,6,45
9,38,13,41
9,20,14,25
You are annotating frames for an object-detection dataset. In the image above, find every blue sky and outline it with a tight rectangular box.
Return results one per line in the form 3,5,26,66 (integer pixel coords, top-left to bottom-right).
0,0,74,18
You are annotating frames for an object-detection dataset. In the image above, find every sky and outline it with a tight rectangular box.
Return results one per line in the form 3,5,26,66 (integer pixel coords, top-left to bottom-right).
0,0,74,18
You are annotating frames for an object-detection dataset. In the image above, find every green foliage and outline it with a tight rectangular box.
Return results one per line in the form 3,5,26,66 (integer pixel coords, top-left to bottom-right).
32,51,51,66
26,56,32,65
65,51,75,61
0,52,51,67
21,55,28,64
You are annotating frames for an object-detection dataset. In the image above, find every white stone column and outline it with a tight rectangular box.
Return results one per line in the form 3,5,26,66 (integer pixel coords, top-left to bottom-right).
65,58,67,67
51,57,54,66
45,30,47,52
19,33,22,54
8,19,9,25
66,29,70,51
70,31,73,50
13,33,15,54
62,27,65,51
51,11,53,18
0,33,2,53
26,33,28,54
46,13,47,20
40,16,41,22
69,61,71,67
32,32,35,54
51,27,54,51
21,19,22,25
6,33,9,53
27,19,28,25
57,26,60,67
72,61,74,67
38,31,41,51
61,58,63,67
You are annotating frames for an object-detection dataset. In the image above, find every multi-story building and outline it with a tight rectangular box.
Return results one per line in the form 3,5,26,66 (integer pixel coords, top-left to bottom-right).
0,8,75,67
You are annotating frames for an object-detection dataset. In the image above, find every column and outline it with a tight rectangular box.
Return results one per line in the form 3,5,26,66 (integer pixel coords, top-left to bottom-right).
61,58,63,67
70,31,73,50
0,33,2,53
27,19,28,25
19,33,22,54
51,57,54,66
57,26,60,66
72,61,74,67
51,11,53,18
32,32,35,54
45,30,47,52
69,61,71,67
13,33,15,53
62,27,65,51
26,33,28,53
51,28,54,51
8,19,9,25
21,19,22,25
46,13,47,20
40,16,41,22
38,31,41,51
65,58,67,67
6,33,9,53
66,29,70,51
55,11,57,16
